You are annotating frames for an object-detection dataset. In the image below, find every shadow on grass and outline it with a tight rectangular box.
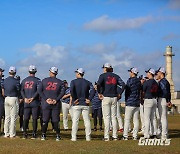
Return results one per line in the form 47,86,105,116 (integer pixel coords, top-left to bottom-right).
168,129,180,139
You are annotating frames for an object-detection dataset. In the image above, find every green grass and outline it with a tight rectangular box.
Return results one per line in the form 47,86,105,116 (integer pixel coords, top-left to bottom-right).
0,115,179,154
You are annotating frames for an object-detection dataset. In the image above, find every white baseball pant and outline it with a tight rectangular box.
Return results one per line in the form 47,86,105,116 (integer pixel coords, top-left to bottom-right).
144,98,157,139
140,103,145,132
102,97,117,140
4,97,19,137
71,105,91,141
123,106,139,138
158,98,168,139
117,101,123,129
62,102,73,130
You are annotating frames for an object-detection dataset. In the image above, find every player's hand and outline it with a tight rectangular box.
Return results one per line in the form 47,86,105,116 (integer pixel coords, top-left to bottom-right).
24,98,30,104
98,94,104,100
167,102,172,108
52,99,57,105
46,98,52,104
29,98,34,103
117,94,121,100
74,99,79,105
86,99,90,105
19,99,23,104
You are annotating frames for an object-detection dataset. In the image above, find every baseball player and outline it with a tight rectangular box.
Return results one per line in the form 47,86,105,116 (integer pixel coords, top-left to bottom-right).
1,66,20,138
143,68,158,139
38,67,65,141
138,75,147,134
122,67,141,140
156,67,171,139
15,75,24,132
91,82,103,131
21,65,41,139
61,80,73,131
97,63,125,141
117,87,124,133
70,68,94,141
0,68,5,133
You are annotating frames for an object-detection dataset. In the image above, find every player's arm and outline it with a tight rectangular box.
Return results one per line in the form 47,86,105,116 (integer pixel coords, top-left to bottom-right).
62,94,71,99
142,81,147,99
20,81,26,99
1,79,4,97
56,81,65,102
97,74,103,94
124,79,130,101
70,80,78,105
117,76,125,97
31,79,41,102
70,81,75,99
97,75,104,100
62,88,71,100
16,80,21,98
89,82,94,101
37,81,47,101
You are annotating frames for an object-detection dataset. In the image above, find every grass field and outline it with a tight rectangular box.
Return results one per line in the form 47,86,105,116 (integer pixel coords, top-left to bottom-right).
0,114,179,154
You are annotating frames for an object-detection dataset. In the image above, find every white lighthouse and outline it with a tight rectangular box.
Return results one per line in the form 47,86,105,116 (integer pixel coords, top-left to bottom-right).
164,46,175,99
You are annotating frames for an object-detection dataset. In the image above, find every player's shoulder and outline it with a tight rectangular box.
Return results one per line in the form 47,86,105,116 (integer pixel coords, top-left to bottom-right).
57,78,63,84
33,76,41,82
112,72,120,78
42,77,49,82
83,78,92,84
22,76,30,82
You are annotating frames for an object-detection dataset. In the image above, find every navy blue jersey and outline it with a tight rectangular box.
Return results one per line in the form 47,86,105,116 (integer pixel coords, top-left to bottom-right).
158,78,171,102
70,78,94,106
38,77,65,109
91,89,102,109
21,76,41,108
61,87,70,104
1,76,20,97
97,72,125,97
125,77,141,107
0,77,4,103
143,79,158,99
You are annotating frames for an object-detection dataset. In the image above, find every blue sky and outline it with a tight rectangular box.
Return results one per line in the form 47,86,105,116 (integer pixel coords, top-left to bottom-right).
0,0,180,90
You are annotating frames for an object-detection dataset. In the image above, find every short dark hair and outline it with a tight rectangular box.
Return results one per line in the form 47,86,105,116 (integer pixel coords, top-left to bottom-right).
79,73,84,77
106,67,113,72
9,72,16,75
29,71,36,74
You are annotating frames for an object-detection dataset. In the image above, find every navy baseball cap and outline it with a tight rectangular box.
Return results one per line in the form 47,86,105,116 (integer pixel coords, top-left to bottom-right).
63,80,68,83
0,68,4,72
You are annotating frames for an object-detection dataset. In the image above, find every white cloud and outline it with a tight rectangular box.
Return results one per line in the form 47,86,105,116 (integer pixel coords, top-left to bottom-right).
5,42,179,91
169,0,180,10
84,15,154,33
83,15,180,33
0,58,5,67
31,43,67,63
79,42,117,54
16,43,71,81
162,33,180,41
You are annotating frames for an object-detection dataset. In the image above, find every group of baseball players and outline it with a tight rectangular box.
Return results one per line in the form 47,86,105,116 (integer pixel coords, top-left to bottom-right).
0,63,171,141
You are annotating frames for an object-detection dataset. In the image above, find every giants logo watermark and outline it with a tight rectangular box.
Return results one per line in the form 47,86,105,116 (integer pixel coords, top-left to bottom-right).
138,137,171,146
